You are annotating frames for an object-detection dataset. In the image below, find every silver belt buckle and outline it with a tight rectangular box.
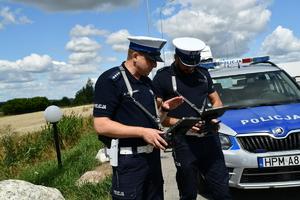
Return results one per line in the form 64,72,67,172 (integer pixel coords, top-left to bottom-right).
145,145,154,153
187,130,204,137
197,132,205,137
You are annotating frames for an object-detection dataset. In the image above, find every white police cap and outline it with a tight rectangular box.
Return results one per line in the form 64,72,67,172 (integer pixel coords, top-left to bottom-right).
128,36,167,62
173,37,206,67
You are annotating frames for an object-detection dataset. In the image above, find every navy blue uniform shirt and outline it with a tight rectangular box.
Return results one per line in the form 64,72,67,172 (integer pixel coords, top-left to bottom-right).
153,63,215,119
93,62,159,147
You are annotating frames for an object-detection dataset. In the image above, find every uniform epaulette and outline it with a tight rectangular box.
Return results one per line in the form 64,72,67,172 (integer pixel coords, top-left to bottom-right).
109,69,122,82
156,66,170,74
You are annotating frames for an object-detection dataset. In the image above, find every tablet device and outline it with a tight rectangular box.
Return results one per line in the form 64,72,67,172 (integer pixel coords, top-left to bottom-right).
161,117,201,148
165,117,201,135
201,105,229,122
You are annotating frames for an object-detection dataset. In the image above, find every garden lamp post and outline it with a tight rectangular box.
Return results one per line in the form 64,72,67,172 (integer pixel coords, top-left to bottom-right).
44,105,63,167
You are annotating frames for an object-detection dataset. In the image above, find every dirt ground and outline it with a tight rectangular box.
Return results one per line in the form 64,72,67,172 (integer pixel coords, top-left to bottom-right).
0,105,94,135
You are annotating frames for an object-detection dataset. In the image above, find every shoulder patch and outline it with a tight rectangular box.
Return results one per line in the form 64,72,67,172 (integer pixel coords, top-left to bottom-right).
109,70,122,82
156,66,170,74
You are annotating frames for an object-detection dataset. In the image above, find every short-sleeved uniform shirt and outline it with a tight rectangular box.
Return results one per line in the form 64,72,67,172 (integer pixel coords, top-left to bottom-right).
93,62,159,147
152,63,215,119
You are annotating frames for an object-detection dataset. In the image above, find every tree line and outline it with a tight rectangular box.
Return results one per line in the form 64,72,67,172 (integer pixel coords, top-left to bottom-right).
1,78,94,116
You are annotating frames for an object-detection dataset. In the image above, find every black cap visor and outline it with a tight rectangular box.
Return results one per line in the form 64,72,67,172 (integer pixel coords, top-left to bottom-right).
140,51,164,62
179,56,201,67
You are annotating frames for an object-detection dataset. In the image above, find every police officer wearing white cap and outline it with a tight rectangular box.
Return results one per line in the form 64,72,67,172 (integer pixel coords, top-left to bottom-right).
93,36,184,200
153,37,232,200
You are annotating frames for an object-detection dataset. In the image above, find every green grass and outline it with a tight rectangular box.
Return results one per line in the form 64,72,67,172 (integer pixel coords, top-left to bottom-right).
0,111,112,200
18,133,112,200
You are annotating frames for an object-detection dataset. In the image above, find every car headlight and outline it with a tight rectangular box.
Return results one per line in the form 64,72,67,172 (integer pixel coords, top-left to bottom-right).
219,133,233,150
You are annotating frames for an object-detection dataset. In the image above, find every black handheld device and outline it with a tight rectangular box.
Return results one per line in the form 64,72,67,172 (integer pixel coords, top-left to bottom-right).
161,117,201,148
161,105,229,148
197,105,229,134
201,105,228,123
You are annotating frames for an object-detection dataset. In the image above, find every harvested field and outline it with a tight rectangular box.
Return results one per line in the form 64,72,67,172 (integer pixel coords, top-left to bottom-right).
0,105,93,135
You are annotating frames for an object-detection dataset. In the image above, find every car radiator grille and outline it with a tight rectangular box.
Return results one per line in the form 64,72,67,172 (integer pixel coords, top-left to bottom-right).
237,132,300,152
240,166,300,183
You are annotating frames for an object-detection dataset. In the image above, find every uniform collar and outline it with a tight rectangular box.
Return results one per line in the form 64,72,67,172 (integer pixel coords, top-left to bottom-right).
121,62,146,84
170,62,177,76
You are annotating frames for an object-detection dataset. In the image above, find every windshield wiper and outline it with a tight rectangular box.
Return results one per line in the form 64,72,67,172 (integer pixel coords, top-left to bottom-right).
258,102,285,106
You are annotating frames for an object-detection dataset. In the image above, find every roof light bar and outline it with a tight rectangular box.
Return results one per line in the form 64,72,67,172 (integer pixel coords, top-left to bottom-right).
201,56,270,68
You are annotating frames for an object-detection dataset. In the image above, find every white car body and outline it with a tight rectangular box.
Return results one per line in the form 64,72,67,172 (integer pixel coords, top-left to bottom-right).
202,56,300,189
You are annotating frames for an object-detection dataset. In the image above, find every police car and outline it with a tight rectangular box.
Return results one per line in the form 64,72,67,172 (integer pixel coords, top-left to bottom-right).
201,56,300,190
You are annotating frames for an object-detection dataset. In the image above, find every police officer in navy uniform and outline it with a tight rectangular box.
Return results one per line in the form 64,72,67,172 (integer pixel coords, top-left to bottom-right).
93,36,184,200
153,37,232,200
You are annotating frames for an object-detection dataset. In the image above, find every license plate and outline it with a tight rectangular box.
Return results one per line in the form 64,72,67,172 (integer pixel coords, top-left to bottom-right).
258,155,300,168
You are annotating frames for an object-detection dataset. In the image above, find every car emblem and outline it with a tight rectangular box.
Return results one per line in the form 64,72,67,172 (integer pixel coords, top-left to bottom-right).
274,127,284,135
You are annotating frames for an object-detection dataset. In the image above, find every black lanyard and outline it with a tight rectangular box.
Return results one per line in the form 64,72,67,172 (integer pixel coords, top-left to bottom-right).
171,67,208,116
119,66,164,131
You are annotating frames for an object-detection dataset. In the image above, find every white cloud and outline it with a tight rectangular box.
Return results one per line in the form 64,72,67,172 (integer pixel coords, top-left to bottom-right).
0,70,36,83
0,82,37,100
0,60,36,83
0,53,100,87
106,29,131,53
94,56,118,63
68,52,98,65
2,0,300,102
159,0,272,59
19,15,34,24
0,6,17,24
162,7,175,16
66,25,120,66
18,54,53,72
52,60,99,75
106,29,130,44
261,26,300,55
154,5,175,16
0,60,19,71
0,79,85,101
47,73,82,81
0,6,34,28
45,61,81,81
260,26,300,62
69,24,110,37
65,37,102,52
111,44,129,53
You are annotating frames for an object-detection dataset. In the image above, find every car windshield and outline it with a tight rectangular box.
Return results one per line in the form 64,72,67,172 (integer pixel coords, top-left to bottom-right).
212,71,300,109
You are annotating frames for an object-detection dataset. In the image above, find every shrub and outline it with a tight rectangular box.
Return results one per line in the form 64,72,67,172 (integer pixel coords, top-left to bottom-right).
0,112,94,180
18,133,110,200
2,97,50,115
0,109,112,200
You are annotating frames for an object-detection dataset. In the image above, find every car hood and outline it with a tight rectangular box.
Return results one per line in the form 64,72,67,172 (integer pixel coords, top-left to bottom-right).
219,103,300,137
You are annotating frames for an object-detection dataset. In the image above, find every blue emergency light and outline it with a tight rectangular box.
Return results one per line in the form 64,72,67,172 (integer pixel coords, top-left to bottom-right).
201,56,270,68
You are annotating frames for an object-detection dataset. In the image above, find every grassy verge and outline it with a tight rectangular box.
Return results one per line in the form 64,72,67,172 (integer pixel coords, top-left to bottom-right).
19,132,112,200
0,111,112,200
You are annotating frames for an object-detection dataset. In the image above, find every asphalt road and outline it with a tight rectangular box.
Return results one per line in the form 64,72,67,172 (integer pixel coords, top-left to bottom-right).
199,187,300,200
161,150,300,200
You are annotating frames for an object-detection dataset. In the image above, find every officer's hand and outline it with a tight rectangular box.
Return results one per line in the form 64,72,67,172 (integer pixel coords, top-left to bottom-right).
141,128,168,150
211,119,220,131
162,96,184,110
189,120,203,132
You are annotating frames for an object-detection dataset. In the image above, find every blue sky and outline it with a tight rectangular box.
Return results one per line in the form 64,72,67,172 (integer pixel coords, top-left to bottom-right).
1,0,300,102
